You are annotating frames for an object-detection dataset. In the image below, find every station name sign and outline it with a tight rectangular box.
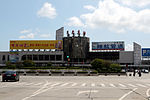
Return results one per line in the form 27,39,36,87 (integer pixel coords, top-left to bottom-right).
142,48,150,57
10,40,63,50
92,41,125,50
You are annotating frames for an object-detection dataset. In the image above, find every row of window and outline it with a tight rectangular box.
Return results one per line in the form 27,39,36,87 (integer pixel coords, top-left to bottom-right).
0,55,9,61
21,55,62,61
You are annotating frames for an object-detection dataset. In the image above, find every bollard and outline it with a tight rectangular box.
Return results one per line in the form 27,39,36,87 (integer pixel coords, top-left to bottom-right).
74,72,77,76
49,72,51,76
61,72,64,76
23,72,26,76
36,72,39,76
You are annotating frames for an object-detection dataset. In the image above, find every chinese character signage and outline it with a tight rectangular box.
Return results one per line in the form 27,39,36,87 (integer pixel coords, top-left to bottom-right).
142,48,150,57
10,40,63,50
92,41,125,50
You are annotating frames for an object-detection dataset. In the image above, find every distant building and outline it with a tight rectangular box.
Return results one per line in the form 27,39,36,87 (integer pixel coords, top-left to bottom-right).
134,42,142,65
63,35,89,62
0,27,143,67
56,27,64,40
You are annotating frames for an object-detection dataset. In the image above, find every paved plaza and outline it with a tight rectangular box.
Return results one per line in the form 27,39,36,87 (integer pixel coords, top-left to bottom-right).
0,73,150,100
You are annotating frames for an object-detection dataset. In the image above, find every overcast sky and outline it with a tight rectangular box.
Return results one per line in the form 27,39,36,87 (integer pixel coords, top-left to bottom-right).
1,0,150,51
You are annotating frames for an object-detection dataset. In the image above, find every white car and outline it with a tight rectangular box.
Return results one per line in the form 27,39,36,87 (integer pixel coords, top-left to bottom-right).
144,69,149,73
142,69,149,73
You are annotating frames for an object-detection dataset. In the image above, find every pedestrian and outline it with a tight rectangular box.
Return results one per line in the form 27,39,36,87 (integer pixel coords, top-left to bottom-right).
133,70,136,76
138,70,141,77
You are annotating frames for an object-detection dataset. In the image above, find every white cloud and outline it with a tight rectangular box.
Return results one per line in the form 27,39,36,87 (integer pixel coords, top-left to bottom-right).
19,28,52,39
19,33,35,39
19,36,26,39
84,5,96,11
125,44,133,51
77,0,150,33
39,34,51,38
20,29,31,34
67,16,85,27
118,0,150,7
37,2,57,19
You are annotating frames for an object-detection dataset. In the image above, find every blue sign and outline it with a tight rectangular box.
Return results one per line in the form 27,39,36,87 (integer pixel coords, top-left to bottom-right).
92,41,125,50
142,48,150,57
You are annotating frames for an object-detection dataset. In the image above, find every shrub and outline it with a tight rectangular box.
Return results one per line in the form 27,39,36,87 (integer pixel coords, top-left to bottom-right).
110,64,121,72
102,60,111,72
7,64,16,69
16,62,23,69
91,59,104,70
23,60,35,67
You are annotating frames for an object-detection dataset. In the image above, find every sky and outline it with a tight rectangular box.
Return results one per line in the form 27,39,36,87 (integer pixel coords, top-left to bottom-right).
1,0,150,51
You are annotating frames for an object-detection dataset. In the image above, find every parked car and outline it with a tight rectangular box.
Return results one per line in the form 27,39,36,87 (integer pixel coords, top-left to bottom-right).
121,69,126,72
142,69,149,73
2,71,19,82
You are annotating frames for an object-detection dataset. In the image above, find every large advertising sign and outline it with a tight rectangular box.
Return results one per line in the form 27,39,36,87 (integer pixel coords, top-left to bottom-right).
10,40,63,50
142,48,150,57
92,41,125,50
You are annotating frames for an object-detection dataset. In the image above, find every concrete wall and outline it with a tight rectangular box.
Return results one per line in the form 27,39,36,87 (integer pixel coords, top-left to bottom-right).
56,27,64,40
119,51,134,64
63,36,89,60
133,42,141,65
0,52,9,64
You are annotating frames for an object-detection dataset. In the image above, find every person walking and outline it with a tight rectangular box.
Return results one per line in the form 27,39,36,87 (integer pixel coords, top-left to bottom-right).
133,70,136,76
138,70,142,77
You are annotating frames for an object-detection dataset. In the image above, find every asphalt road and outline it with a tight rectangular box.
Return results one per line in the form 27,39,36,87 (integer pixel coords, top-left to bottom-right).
0,73,150,100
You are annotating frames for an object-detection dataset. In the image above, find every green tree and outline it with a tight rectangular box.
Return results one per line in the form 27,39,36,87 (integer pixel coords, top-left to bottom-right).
6,61,16,69
91,59,104,70
6,61,12,67
23,60,35,67
8,64,16,69
102,60,111,72
110,64,121,72
16,62,23,69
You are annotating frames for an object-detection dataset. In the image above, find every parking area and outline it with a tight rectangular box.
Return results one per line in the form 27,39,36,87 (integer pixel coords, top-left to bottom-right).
0,74,150,100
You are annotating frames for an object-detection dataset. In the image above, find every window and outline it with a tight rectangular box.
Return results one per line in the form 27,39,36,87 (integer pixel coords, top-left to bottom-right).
2,55,5,61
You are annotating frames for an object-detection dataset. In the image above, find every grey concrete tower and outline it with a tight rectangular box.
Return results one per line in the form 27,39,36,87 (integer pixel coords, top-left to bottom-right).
56,27,64,40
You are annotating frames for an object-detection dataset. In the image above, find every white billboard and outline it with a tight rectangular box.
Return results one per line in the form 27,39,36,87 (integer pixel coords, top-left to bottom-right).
92,41,125,50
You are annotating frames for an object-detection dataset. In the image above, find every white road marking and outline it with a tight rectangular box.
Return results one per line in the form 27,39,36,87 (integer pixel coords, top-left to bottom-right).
33,81,49,95
100,83,105,87
128,84,137,87
119,88,137,100
146,88,150,97
119,84,126,87
136,84,147,88
77,90,99,96
110,83,116,87
71,83,77,87
22,80,50,100
60,83,69,87
91,83,95,87
51,83,60,87
34,83,43,86
81,83,86,86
